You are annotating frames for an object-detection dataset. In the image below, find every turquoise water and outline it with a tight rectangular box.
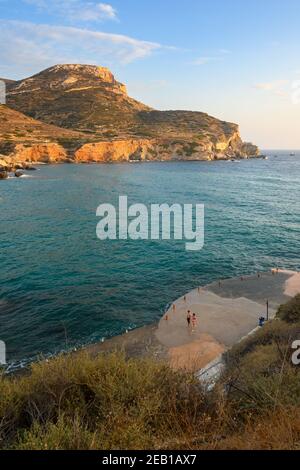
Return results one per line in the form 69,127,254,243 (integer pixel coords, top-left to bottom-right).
1,152,300,368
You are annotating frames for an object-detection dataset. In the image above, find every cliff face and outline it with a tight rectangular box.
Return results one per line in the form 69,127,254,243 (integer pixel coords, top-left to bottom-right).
0,137,259,170
74,140,153,163
75,136,259,163
12,143,68,163
0,64,260,166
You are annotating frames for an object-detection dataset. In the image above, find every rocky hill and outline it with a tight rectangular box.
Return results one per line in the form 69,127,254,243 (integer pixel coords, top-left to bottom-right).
0,104,89,171
6,64,150,135
1,64,259,167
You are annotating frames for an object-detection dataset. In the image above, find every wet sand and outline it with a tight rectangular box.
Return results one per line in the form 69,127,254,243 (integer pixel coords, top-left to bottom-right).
86,270,300,373
280,269,300,297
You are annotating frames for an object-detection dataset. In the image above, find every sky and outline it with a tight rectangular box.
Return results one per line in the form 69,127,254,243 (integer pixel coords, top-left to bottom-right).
1,0,300,149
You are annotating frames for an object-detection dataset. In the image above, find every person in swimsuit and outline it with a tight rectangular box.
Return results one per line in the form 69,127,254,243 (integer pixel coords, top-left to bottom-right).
187,310,191,327
192,313,197,330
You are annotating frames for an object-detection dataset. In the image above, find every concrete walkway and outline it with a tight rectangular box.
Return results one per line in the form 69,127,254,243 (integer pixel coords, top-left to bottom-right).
155,270,300,372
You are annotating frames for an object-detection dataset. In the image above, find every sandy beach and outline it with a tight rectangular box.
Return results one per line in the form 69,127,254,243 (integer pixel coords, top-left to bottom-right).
280,269,300,297
86,270,300,373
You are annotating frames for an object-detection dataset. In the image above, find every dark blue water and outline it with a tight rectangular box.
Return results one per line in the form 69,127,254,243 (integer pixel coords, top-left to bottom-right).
1,152,299,367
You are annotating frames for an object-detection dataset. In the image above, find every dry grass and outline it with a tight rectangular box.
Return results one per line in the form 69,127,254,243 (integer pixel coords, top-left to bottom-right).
0,353,212,450
209,406,300,450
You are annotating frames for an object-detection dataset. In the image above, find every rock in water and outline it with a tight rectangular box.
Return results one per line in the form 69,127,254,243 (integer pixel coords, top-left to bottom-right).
25,166,37,171
0,170,8,179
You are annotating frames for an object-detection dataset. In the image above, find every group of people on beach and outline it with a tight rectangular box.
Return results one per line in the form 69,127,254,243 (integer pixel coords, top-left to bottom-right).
186,310,197,330
167,268,285,332
168,295,198,331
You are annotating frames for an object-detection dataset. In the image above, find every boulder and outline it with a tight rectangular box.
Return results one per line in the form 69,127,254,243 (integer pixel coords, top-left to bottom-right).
0,171,8,179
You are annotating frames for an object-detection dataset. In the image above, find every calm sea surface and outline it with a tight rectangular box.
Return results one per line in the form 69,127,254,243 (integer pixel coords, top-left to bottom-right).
1,152,299,368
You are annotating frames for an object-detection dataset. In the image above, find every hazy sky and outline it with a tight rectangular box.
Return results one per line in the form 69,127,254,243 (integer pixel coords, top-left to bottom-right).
1,0,300,149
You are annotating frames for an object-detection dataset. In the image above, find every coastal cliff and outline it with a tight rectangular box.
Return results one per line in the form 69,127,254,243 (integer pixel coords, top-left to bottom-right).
0,136,259,170
0,64,260,169
74,136,259,163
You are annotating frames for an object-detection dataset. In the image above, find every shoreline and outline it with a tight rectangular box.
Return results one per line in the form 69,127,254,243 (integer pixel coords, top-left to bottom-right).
5,269,300,375
0,153,268,176
82,269,300,374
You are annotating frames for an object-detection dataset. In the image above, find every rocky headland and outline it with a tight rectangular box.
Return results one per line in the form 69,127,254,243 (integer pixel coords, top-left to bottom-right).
0,64,261,173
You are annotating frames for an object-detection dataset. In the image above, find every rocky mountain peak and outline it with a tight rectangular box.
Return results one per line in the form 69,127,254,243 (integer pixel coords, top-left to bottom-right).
7,63,127,96
45,64,115,83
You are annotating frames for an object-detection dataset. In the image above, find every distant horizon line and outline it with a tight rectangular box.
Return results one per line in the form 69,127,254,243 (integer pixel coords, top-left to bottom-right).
261,149,300,151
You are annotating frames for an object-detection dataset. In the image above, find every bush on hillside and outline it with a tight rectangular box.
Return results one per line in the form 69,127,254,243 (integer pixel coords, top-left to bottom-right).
222,296,300,417
224,343,300,415
224,320,300,367
0,352,216,450
277,294,300,323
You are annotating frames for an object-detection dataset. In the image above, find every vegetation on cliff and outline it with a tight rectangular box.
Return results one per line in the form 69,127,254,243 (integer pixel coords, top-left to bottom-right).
0,105,83,145
0,104,86,169
0,296,300,450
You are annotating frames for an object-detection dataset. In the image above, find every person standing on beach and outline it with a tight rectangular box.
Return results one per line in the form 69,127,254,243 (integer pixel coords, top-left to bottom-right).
187,310,191,327
192,313,197,331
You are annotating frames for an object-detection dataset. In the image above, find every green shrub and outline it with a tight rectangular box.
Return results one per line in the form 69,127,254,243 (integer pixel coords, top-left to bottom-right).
225,320,300,368
225,343,300,415
277,294,300,323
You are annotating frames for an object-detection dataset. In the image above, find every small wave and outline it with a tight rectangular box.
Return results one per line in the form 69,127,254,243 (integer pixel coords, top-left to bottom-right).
7,174,34,179
4,347,72,375
163,302,171,314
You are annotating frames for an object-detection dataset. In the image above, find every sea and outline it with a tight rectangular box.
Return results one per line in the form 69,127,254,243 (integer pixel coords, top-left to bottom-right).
0,151,299,369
